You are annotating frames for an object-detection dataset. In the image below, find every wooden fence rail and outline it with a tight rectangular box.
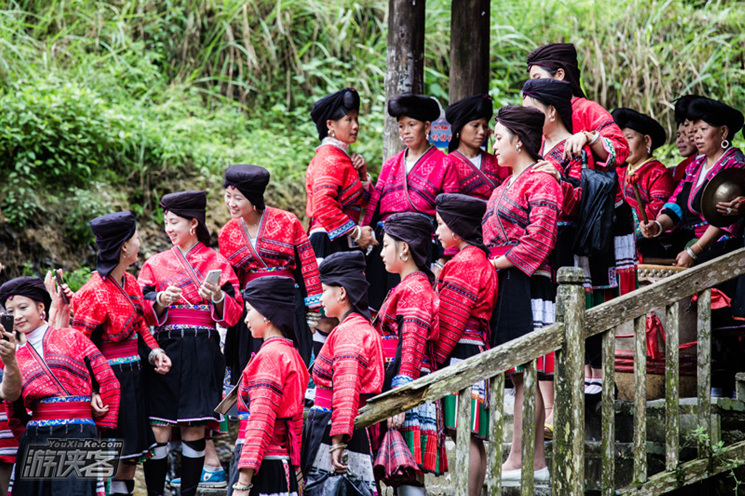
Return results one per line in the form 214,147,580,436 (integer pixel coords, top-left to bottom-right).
355,247,745,495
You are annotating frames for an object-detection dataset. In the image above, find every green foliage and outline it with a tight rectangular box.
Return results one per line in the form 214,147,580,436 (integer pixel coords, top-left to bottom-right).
0,0,744,268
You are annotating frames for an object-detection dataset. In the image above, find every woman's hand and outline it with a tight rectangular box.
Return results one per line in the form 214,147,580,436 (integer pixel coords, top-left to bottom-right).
91,393,109,419
0,331,17,364
387,412,406,430
330,434,348,473
531,160,561,182
199,281,223,302
563,132,590,159
355,226,378,250
639,220,660,239
351,153,368,181
674,249,695,268
158,285,183,307
716,196,745,217
153,353,172,375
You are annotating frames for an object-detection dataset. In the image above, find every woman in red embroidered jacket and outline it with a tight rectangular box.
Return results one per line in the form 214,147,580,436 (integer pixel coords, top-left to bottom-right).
137,191,243,496
0,276,121,496
0,299,22,496
434,194,497,496
445,95,509,201
485,105,562,486
72,212,172,496
228,276,309,496
364,94,460,310
302,252,384,496
221,164,322,370
526,42,628,169
611,108,677,260
307,88,376,259
376,213,442,484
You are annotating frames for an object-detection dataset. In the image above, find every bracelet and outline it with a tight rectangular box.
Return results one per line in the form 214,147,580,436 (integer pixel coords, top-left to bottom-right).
353,226,363,243
329,443,348,453
212,292,225,304
232,482,253,492
685,245,698,260
148,348,165,365
433,261,444,270
587,131,600,146
653,220,663,238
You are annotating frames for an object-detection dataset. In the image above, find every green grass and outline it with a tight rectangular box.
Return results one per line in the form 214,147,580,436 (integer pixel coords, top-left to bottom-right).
0,0,744,272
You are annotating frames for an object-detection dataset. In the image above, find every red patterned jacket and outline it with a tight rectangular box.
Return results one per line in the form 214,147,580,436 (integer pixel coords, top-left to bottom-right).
375,271,438,387
572,96,629,169
72,272,159,360
219,207,322,308
15,327,120,429
138,243,243,328
237,337,309,471
312,313,384,440
433,245,497,365
543,140,598,221
617,158,674,223
445,150,509,201
363,147,459,225
306,142,367,241
483,165,562,277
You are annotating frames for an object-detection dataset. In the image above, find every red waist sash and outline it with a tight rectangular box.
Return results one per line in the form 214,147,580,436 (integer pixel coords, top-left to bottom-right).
32,397,92,421
99,337,138,360
164,307,215,328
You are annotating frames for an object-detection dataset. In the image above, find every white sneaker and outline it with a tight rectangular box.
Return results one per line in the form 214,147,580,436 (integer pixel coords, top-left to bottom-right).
534,466,550,483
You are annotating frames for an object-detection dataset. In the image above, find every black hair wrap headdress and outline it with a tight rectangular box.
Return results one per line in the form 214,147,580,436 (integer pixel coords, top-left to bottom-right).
160,190,211,246
224,164,271,211
90,211,137,279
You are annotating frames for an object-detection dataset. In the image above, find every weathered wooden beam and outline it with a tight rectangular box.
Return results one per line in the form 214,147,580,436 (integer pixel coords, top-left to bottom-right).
383,0,425,161
601,327,615,496
487,374,504,495
586,247,745,337
552,267,585,496
665,303,680,471
355,321,563,429
521,360,537,496
618,439,745,495
455,387,471,496
633,315,647,484
448,0,490,103
697,289,712,457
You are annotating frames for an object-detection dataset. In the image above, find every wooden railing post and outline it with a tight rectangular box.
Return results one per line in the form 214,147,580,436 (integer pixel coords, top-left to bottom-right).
633,316,648,483
455,387,472,496
553,267,586,496
665,303,680,470
697,289,712,457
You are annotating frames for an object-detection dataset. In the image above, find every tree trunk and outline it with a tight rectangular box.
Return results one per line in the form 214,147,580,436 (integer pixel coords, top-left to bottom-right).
383,0,425,162
448,0,490,104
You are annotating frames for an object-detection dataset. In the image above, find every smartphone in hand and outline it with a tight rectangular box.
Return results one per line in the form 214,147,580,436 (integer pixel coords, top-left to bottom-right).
54,269,70,305
203,270,222,287
1,314,14,341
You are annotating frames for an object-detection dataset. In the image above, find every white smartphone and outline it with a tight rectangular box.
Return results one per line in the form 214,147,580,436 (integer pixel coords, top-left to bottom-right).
204,269,222,286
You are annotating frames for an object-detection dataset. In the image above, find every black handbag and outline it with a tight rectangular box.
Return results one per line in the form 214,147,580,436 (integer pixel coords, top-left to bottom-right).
304,472,374,496
573,154,618,257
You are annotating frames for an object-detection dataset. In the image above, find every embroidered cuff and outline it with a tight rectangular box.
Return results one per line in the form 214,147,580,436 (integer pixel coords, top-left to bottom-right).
391,374,414,389
327,220,357,241
661,202,682,225
305,293,322,308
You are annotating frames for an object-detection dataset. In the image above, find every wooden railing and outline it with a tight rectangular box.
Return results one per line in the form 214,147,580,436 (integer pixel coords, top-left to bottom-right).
355,247,745,495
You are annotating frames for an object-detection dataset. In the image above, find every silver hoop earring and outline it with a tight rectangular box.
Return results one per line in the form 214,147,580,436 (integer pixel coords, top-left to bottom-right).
330,130,336,138
263,317,269,323
189,227,196,235
41,310,47,321
646,146,651,154
516,145,521,152
549,116,555,122
426,133,430,141
722,139,730,149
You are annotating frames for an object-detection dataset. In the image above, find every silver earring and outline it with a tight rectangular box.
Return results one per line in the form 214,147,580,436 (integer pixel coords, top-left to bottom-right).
646,146,651,154
722,139,730,149
330,130,336,138
263,317,269,323
549,116,555,122
190,227,196,235
516,145,521,152
426,132,430,141
41,310,47,321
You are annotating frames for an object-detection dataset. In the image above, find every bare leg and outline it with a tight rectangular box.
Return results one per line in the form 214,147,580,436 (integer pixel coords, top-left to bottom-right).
469,437,487,496
204,438,221,468
503,373,547,471
539,380,555,428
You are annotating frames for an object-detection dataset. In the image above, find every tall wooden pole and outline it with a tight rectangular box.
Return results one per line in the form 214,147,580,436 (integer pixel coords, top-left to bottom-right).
383,0,425,161
448,0,490,104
